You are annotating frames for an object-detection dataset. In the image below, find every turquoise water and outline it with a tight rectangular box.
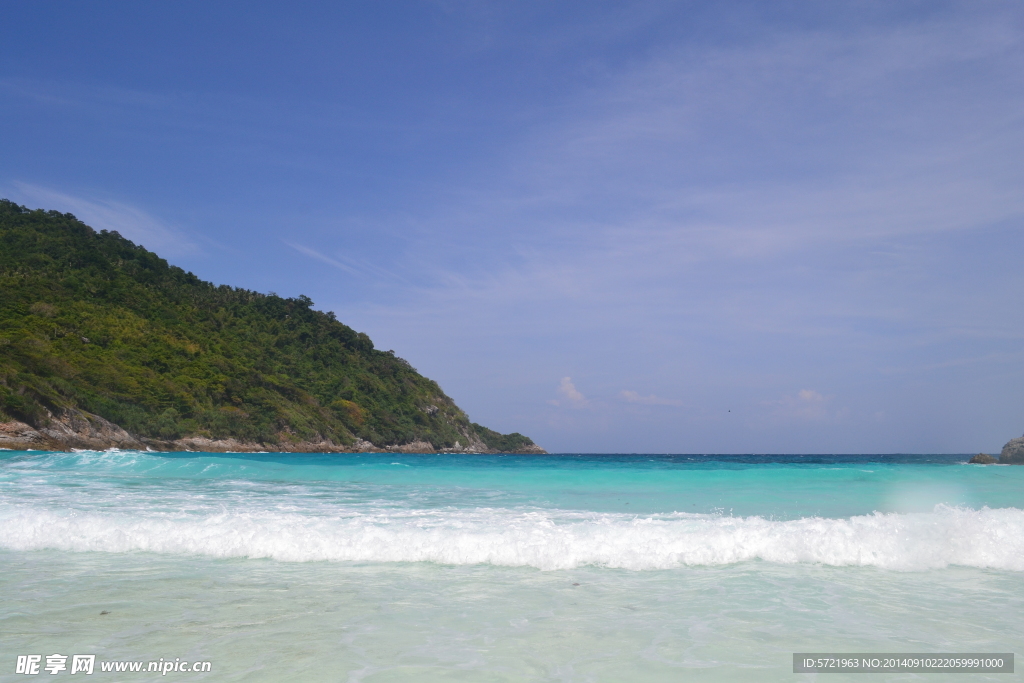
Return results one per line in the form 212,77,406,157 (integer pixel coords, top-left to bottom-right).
2,451,1022,681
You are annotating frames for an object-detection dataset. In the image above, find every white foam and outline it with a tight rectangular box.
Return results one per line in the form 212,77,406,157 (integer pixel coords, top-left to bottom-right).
2,504,1023,571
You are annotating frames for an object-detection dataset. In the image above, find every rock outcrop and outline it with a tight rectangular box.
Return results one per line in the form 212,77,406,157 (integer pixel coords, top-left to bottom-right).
969,453,998,464
1000,435,1024,464
1,408,144,451
0,420,51,450
0,409,546,454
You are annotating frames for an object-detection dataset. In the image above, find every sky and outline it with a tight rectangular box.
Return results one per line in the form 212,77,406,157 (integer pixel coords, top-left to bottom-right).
2,1,1022,453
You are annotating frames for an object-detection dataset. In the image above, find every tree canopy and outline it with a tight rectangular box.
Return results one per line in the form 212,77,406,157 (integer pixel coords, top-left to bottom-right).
0,199,536,451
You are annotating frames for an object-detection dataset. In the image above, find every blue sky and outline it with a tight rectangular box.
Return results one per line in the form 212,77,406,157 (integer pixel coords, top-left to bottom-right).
3,1,1022,453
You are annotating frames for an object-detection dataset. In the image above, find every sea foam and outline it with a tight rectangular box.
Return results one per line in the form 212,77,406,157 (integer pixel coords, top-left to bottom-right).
2,504,1022,571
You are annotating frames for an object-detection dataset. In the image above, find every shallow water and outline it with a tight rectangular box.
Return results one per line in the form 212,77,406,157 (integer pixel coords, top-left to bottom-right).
1,451,1021,681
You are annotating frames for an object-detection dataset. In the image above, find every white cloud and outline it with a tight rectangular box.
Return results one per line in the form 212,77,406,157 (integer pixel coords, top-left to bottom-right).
554,377,588,407
11,182,199,257
620,390,683,407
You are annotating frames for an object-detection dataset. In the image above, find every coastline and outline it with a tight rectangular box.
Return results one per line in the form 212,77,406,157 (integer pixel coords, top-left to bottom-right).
0,408,546,455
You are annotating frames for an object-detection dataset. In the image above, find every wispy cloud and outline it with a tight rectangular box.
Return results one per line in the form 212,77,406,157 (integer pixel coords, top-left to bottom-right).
348,4,1024,326
10,182,199,257
285,241,408,284
506,12,1024,257
549,377,588,408
285,242,362,276
322,5,1024,453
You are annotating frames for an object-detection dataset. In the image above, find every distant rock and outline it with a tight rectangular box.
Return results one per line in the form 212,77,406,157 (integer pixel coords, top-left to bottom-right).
1,408,144,451
1000,436,1024,464
969,453,997,464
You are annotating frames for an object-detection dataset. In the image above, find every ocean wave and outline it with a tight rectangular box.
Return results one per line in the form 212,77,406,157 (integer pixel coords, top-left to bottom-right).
1,504,1022,571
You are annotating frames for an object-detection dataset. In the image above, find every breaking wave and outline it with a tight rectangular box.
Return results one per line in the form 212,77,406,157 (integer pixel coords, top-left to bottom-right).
2,504,1022,571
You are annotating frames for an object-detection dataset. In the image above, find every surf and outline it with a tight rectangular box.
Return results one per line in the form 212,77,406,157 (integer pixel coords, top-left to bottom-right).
3,503,1022,571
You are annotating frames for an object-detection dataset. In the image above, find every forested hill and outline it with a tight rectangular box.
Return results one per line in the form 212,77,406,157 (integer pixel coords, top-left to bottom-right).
0,200,542,453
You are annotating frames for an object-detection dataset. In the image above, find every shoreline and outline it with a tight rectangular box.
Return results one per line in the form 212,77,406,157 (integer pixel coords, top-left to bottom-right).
0,411,546,455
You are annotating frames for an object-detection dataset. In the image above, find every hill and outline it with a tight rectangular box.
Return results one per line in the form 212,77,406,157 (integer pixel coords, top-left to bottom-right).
0,200,543,453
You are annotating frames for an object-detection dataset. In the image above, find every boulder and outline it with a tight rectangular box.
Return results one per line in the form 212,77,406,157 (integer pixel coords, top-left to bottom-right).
36,408,145,451
999,436,1024,464
0,420,51,450
969,453,997,464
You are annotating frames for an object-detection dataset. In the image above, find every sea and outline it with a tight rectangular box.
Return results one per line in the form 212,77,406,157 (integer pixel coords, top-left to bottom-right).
1,450,1022,682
